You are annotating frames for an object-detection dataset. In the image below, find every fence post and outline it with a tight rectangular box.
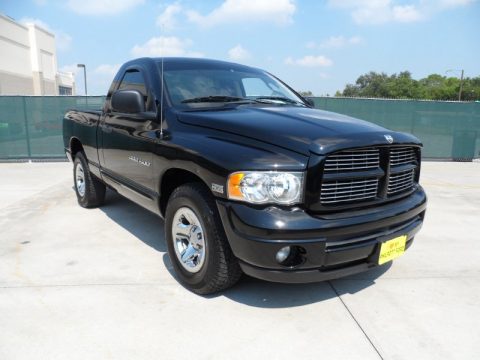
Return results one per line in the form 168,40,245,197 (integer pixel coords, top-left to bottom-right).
22,97,32,158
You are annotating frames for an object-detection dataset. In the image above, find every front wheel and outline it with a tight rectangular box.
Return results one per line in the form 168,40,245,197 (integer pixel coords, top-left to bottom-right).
73,152,106,208
165,183,242,294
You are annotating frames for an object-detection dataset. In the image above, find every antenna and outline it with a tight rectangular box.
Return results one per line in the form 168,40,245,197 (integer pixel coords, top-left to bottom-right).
159,23,165,138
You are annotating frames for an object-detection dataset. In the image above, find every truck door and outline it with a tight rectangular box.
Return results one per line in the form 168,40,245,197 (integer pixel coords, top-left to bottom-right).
100,68,157,204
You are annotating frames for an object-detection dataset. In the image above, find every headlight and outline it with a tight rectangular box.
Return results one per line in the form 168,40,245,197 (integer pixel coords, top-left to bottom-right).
227,171,304,205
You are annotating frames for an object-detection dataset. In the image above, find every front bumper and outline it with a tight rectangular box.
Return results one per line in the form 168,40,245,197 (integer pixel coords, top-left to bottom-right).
216,187,427,283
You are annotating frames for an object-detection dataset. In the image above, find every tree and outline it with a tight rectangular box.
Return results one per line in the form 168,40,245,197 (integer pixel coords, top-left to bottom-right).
298,90,313,96
337,71,480,101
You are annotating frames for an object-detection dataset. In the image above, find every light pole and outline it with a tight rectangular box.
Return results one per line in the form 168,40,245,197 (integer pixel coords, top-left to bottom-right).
446,69,464,101
77,64,87,96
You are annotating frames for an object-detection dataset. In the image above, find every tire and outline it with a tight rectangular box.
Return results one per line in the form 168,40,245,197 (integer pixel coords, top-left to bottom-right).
73,152,106,208
165,183,242,294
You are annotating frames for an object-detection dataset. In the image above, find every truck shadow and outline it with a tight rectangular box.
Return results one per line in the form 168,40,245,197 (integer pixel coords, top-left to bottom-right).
162,255,391,308
161,241,391,309
100,190,392,308
219,263,391,308
100,190,166,252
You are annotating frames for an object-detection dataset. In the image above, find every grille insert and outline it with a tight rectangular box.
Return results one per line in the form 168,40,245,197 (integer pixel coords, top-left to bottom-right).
320,178,378,204
324,148,379,172
320,146,419,206
388,169,415,195
390,147,416,166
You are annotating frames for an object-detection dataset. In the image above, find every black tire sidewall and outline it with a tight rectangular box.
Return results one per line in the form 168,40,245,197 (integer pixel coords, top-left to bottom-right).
73,152,105,208
165,186,223,291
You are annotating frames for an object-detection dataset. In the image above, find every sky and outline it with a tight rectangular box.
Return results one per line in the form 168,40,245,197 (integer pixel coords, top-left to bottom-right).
1,0,479,96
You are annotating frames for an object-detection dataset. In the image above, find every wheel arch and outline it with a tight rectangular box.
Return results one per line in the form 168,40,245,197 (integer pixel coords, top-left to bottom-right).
69,137,84,159
159,167,212,218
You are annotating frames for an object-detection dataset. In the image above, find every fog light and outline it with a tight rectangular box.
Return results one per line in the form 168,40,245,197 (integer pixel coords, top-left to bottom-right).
275,246,291,264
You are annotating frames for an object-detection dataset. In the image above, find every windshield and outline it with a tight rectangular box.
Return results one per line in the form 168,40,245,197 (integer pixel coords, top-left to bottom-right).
160,65,305,109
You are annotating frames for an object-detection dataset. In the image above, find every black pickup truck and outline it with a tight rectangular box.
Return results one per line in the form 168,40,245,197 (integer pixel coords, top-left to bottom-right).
63,57,427,294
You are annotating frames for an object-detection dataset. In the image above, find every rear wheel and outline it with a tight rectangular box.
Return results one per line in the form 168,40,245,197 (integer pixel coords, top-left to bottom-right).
165,183,242,294
73,152,106,208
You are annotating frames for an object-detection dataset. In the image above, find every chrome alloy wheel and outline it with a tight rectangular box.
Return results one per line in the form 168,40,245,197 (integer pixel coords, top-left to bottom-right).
172,207,206,273
75,162,86,197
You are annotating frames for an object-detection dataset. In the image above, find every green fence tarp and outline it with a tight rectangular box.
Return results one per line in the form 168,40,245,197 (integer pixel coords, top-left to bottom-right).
0,96,479,160
0,96,105,159
312,97,480,160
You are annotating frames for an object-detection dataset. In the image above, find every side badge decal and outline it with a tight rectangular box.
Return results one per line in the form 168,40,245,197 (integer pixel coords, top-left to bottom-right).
128,156,151,167
211,183,224,194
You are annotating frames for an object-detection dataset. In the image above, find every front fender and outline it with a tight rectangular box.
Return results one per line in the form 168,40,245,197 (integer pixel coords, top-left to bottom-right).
153,130,308,200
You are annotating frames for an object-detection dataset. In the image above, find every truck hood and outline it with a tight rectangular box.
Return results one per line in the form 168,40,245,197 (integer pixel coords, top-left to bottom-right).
177,105,421,155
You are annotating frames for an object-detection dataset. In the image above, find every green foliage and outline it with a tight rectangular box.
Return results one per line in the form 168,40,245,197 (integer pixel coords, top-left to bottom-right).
298,90,313,96
338,71,480,101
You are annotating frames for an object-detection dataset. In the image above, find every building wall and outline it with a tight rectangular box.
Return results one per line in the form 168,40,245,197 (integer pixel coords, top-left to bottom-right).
0,15,34,94
57,71,76,95
43,80,56,94
0,14,74,95
0,71,33,94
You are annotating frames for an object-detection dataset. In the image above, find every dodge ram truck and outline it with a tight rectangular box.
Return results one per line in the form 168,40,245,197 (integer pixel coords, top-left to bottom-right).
63,57,427,294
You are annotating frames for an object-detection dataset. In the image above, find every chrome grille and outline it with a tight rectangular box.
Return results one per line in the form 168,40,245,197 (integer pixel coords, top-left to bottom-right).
390,147,416,166
388,169,415,195
320,178,378,204
324,148,379,172
320,146,419,206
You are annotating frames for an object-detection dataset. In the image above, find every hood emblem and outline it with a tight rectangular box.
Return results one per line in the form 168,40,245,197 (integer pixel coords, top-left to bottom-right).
384,135,394,144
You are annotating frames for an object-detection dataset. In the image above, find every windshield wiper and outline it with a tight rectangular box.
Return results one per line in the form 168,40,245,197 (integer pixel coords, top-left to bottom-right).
181,96,253,103
180,95,305,107
254,96,304,105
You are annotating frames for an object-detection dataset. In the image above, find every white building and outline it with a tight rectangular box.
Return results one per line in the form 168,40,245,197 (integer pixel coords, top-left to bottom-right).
0,14,75,95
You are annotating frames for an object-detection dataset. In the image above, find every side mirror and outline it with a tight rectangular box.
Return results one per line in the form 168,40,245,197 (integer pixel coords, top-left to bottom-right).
111,90,146,113
304,98,315,107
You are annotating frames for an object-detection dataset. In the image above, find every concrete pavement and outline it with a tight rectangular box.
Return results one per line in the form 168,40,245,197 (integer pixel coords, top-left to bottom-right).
0,161,479,359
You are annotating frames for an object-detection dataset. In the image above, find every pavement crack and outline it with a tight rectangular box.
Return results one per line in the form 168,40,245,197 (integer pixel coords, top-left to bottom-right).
328,281,384,360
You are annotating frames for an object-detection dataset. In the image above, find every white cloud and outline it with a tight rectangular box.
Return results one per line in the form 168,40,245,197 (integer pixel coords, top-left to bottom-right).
20,17,72,51
59,64,79,74
131,36,203,57
228,45,251,61
285,55,333,67
335,0,424,24
187,0,296,27
156,3,182,31
67,0,144,15
327,0,474,25
308,35,363,49
392,5,423,22
94,64,122,77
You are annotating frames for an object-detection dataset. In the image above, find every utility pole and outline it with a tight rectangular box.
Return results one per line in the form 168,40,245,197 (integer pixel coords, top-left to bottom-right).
458,69,464,101
446,69,465,101
77,64,87,96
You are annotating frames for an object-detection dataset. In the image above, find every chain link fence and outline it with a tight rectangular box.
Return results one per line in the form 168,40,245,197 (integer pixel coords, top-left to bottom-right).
0,96,478,160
